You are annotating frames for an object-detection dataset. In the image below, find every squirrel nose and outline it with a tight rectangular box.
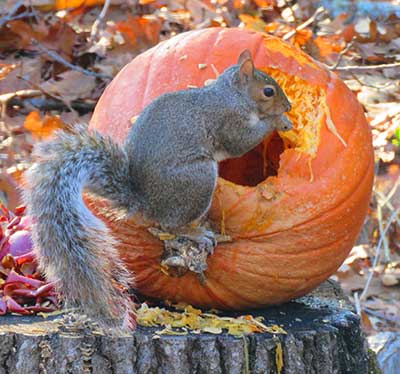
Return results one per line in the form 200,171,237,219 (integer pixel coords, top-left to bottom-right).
282,119,293,131
284,123,292,131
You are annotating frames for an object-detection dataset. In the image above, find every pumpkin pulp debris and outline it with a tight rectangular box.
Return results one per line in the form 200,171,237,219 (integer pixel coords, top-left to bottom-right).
137,302,287,336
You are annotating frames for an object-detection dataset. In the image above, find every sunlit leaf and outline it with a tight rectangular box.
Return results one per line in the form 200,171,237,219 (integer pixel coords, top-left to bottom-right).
252,0,276,8
113,15,161,50
239,14,268,33
0,64,16,80
24,111,66,140
313,35,344,58
55,0,105,9
289,28,312,48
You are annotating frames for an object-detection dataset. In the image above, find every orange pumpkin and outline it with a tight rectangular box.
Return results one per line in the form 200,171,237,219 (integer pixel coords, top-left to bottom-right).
88,28,374,310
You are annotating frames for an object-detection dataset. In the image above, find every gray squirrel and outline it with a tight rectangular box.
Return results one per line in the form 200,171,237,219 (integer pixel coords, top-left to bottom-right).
24,50,292,328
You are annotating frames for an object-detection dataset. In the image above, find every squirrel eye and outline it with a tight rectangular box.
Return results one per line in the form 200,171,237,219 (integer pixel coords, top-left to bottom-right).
263,86,275,97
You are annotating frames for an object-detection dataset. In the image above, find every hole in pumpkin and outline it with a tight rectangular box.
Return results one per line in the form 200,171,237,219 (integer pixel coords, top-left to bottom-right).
218,131,286,186
218,69,326,187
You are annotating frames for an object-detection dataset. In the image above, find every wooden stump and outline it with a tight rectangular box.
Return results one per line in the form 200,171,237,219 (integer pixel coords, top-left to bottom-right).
0,280,370,374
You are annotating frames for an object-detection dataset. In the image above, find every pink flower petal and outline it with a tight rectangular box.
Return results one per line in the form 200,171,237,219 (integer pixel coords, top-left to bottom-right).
14,251,36,266
0,299,6,315
6,270,43,289
8,230,33,257
5,296,30,315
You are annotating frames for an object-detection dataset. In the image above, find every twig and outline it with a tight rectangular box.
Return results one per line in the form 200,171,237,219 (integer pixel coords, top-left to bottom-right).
350,72,394,89
380,176,400,208
332,62,400,72
374,190,400,227
1,11,35,22
0,89,42,119
32,41,112,80
377,204,390,262
360,208,400,302
90,0,111,42
17,75,76,114
364,308,400,325
353,291,361,316
282,7,326,41
0,89,41,135
376,176,400,261
9,97,96,113
0,0,24,29
327,40,355,70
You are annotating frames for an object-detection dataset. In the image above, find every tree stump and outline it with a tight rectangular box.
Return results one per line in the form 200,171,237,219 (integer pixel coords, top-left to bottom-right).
0,280,370,374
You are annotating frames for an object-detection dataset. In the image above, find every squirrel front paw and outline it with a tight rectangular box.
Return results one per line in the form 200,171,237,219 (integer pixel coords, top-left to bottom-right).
179,228,216,255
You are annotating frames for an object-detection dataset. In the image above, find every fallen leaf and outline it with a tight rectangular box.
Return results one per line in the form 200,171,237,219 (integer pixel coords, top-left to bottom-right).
24,111,66,140
239,14,269,33
113,15,161,51
0,64,16,80
54,0,105,9
290,28,313,49
2,20,47,51
40,70,97,102
0,58,43,95
381,264,400,287
0,173,20,210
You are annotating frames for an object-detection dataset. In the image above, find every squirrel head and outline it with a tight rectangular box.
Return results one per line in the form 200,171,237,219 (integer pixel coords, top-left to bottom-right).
208,51,293,159
236,50,291,121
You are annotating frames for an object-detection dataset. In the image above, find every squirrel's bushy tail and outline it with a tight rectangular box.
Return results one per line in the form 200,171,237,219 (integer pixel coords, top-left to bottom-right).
24,124,136,328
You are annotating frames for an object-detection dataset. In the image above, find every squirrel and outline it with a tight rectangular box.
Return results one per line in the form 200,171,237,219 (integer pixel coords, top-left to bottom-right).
24,50,292,329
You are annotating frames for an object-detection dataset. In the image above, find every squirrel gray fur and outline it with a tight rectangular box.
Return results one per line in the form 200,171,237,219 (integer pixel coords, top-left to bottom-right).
24,50,292,329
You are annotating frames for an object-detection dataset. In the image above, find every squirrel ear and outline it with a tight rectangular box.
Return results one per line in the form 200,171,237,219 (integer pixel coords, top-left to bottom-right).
239,58,254,84
238,49,253,65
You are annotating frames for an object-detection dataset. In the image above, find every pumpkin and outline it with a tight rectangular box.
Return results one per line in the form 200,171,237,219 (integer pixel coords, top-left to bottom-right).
88,28,374,310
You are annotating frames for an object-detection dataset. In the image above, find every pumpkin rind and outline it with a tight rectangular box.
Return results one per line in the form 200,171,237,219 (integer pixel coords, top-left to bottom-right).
88,28,374,309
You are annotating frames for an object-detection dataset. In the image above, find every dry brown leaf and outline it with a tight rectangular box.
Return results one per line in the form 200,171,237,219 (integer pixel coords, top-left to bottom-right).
0,58,43,95
185,0,217,24
40,70,97,102
356,42,391,63
381,265,400,287
0,173,20,210
0,18,78,62
3,20,47,50
40,22,79,61
381,273,399,287
0,64,16,80
360,310,374,334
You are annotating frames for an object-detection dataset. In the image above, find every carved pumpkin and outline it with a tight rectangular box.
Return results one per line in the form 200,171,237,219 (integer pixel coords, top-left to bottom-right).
88,28,374,310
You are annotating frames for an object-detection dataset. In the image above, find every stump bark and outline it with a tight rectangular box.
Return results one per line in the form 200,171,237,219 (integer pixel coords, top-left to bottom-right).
0,280,370,374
